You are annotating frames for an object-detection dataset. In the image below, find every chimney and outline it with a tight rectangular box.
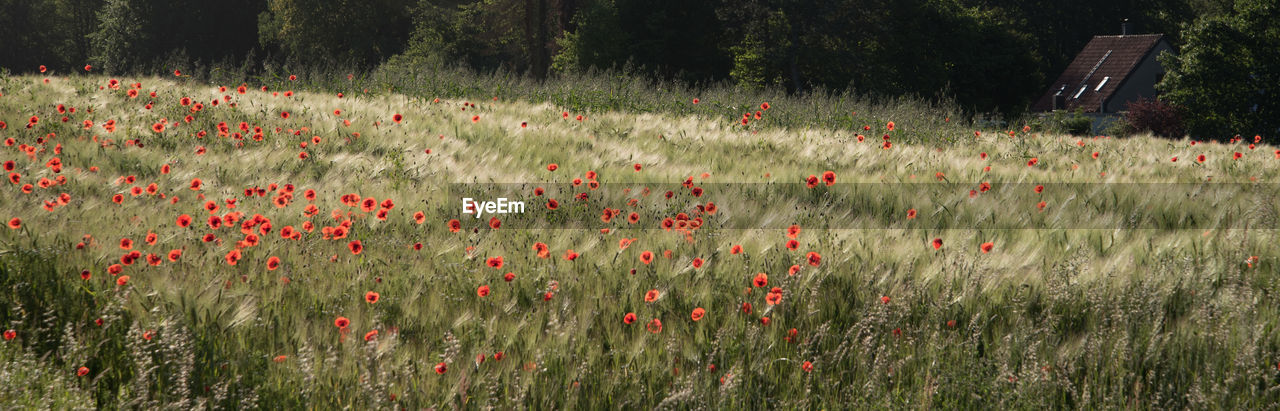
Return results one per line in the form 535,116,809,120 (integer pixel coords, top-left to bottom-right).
1122,19,1134,35
1053,85,1067,110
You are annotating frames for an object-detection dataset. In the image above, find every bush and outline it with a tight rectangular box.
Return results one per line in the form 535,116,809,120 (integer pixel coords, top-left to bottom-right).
1040,109,1093,136
1124,97,1186,138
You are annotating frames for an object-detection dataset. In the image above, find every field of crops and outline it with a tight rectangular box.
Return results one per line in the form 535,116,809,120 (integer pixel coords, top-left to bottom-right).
2,72,1279,408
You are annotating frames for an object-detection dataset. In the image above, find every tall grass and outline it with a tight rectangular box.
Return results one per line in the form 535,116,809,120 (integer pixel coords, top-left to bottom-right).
0,73,1278,408
155,57,978,145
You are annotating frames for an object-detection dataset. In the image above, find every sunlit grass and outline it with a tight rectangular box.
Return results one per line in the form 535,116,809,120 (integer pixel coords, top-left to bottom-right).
1,73,1279,408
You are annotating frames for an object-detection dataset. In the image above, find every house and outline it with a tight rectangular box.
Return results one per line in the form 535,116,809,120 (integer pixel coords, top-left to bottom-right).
1032,22,1175,133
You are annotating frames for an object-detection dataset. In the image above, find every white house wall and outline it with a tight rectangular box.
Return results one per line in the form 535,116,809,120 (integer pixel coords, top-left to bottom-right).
1105,41,1174,113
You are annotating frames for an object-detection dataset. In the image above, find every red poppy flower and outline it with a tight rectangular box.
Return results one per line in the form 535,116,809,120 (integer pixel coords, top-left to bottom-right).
6,218,19,229
362,329,378,342
886,121,895,131
119,238,133,250
334,316,350,329
801,361,813,372
748,272,768,288
77,366,90,376
475,284,491,297
1196,154,1206,163
348,240,362,255
504,272,515,282
266,256,280,270
980,242,994,253
932,238,943,250
646,318,662,333
563,249,578,260
486,256,504,269
116,275,130,286
645,289,659,302
365,291,379,304
168,249,182,261
880,296,891,304
806,252,821,266
805,175,819,188
80,269,91,280
906,209,917,219
690,307,705,322
471,115,480,123
623,312,637,324
765,292,782,305
84,65,91,71
392,113,403,124
1027,157,1038,167
225,249,241,265
760,317,770,326
692,258,704,269
2,329,14,340
822,171,836,186
435,362,447,374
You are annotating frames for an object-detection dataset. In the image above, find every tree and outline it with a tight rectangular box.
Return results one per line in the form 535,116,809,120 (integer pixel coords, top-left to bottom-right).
88,0,151,73
258,0,413,67
88,0,265,74
550,0,628,74
1158,0,1280,139
714,0,1041,113
0,0,105,72
552,0,730,82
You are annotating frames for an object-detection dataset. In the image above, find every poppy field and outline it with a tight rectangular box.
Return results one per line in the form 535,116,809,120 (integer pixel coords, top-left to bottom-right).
2,71,1280,409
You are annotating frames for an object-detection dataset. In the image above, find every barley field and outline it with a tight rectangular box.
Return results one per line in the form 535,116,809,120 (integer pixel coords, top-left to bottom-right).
1,72,1279,409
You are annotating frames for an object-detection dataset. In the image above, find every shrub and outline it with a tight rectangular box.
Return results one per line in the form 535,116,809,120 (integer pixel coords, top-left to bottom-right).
1124,97,1186,138
1041,109,1092,136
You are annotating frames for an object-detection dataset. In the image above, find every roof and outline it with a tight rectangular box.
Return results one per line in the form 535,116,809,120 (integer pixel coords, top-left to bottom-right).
1031,34,1166,112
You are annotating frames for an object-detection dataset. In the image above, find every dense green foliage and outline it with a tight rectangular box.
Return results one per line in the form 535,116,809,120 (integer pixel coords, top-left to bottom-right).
1157,0,1279,138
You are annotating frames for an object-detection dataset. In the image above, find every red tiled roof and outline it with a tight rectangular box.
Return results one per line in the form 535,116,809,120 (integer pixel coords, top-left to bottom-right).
1032,34,1165,112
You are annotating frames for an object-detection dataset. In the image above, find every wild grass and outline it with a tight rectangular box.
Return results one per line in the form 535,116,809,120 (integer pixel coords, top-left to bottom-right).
0,73,1279,408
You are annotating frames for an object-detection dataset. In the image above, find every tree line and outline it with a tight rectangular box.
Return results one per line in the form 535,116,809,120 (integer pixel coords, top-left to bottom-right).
0,0,1273,136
